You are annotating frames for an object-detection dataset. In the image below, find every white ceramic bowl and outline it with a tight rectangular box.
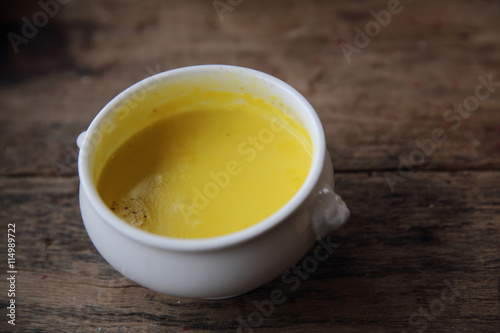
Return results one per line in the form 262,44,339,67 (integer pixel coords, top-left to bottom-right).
77,65,349,299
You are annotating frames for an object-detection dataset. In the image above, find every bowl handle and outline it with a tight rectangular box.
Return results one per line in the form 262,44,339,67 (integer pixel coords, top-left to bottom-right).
310,184,350,239
76,131,87,149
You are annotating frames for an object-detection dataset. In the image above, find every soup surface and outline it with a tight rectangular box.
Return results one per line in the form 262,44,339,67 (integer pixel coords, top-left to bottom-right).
97,91,312,238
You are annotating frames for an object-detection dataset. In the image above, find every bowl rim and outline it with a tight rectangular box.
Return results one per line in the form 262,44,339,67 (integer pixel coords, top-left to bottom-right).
78,64,326,252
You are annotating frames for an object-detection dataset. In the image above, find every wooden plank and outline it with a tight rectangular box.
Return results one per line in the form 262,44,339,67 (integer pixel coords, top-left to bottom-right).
1,0,500,176
3,89,500,176
0,171,498,332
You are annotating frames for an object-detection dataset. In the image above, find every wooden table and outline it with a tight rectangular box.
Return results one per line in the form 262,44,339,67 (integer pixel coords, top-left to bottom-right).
1,0,499,332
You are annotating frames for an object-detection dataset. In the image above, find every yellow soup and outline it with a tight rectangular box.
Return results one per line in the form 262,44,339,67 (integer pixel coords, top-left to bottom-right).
97,91,312,238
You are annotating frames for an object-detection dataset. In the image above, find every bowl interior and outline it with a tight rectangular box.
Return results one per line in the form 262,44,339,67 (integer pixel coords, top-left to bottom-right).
79,65,326,250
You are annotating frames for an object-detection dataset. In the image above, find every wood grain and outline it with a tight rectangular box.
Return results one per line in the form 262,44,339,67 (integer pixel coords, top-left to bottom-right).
0,0,499,332
1,172,499,332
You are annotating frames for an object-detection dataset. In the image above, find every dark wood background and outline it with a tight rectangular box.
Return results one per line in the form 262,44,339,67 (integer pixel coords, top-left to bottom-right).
1,0,499,332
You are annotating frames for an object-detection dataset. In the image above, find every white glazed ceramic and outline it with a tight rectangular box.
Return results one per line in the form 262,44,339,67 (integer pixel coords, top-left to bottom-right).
77,65,350,299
